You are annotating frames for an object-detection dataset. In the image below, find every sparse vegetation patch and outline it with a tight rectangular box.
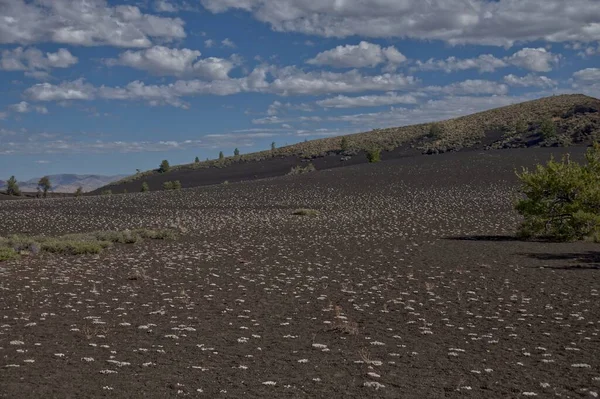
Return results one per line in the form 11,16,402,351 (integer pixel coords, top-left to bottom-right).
292,208,320,216
0,228,175,260
288,163,317,175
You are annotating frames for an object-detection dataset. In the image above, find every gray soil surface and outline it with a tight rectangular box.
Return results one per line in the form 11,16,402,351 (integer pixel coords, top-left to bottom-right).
1,147,599,398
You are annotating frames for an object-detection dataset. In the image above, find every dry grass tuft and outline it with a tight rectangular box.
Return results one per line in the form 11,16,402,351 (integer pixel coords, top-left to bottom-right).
292,208,320,217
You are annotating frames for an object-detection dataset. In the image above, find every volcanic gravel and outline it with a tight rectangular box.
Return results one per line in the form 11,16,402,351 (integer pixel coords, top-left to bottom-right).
1,147,599,398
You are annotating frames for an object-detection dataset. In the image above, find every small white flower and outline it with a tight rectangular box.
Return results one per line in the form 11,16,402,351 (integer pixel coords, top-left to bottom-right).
363,381,385,390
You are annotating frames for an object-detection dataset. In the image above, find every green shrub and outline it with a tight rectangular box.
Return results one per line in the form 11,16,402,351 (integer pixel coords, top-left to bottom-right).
0,228,176,261
515,143,600,241
0,247,19,261
234,148,240,156
292,208,320,216
515,119,528,136
429,123,443,139
173,180,182,190
41,240,110,255
93,230,140,244
540,118,557,140
366,148,381,163
163,181,174,190
101,190,112,196
134,228,176,240
141,182,149,192
74,187,83,197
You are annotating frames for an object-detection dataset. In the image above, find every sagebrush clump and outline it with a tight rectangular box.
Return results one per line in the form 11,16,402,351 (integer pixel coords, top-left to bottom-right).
289,163,316,175
0,228,176,260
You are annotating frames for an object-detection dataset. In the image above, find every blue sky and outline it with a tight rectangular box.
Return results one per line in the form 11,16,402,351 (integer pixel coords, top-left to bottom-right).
1,0,599,180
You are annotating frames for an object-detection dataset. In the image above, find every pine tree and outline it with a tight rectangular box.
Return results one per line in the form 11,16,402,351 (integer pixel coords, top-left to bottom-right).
159,160,170,173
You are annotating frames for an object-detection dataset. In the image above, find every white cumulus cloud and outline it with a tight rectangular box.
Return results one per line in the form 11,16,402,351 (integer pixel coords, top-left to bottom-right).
0,0,186,47
317,92,418,108
200,0,600,47
503,74,557,88
307,41,406,68
506,48,560,73
106,46,236,79
414,48,560,73
0,47,78,76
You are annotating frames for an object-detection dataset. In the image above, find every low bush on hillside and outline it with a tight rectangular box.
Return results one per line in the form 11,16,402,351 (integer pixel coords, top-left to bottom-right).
366,148,381,163
163,180,182,190
288,163,316,175
515,143,600,241
0,228,176,260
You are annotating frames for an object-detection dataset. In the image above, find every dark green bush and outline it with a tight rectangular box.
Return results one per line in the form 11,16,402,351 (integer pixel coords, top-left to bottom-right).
515,143,600,241
366,148,381,163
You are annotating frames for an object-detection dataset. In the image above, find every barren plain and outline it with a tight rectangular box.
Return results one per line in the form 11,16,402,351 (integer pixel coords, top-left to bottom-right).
1,147,599,398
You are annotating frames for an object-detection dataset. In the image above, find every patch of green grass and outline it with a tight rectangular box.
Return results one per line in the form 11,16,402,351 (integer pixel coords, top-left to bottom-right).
41,240,110,255
292,208,320,217
0,247,19,261
0,228,176,261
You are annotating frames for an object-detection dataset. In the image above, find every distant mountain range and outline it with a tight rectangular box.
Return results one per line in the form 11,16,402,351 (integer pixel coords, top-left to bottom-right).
1,174,127,193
